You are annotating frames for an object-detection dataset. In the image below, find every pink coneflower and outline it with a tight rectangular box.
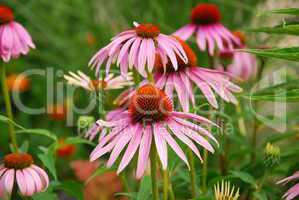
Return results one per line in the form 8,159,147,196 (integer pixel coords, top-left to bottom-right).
0,153,49,197
174,3,240,55
89,84,218,179
219,31,257,81
277,171,299,200
0,5,35,62
154,37,242,111
89,22,188,77
64,71,133,92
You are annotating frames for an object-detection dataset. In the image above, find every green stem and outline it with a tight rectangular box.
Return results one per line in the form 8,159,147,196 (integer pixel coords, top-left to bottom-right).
1,63,18,152
169,180,175,200
150,144,159,200
163,170,169,200
147,70,154,84
120,172,131,199
187,149,196,198
202,149,208,194
236,103,246,136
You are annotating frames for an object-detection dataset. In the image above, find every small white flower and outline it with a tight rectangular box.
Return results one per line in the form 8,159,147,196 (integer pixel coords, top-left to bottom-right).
64,71,133,91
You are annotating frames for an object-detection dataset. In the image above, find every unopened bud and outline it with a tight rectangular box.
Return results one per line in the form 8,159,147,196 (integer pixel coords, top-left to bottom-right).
264,143,280,168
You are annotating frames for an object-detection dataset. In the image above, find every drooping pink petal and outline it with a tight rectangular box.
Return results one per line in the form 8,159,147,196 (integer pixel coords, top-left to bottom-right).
1,25,13,62
196,26,207,51
22,169,35,196
106,126,137,167
168,120,202,162
160,125,189,168
154,124,168,170
136,125,152,179
128,37,141,69
173,116,218,145
27,167,43,192
172,111,217,126
16,170,27,195
137,39,148,77
160,34,188,63
31,165,49,190
187,69,218,108
179,71,195,106
173,74,189,112
165,75,174,100
117,124,143,174
117,37,135,66
3,169,14,194
146,39,156,72
157,36,178,70
284,183,299,200
90,133,123,162
173,24,196,41
13,22,35,49
155,73,167,89
179,124,215,153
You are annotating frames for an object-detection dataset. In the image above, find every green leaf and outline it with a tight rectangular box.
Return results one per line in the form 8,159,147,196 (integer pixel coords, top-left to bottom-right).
56,180,84,200
247,24,299,36
15,129,57,141
271,8,299,16
38,152,57,180
65,137,95,146
243,47,299,62
137,176,151,200
32,191,58,200
230,170,257,186
243,79,299,101
253,190,268,200
264,131,298,144
0,114,25,130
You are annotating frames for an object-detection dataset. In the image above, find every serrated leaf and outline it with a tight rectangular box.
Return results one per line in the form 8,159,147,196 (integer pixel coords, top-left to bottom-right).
137,176,151,200
271,8,299,16
65,137,95,146
243,47,299,62
230,170,256,186
15,129,57,141
247,24,299,35
56,180,84,200
38,152,57,180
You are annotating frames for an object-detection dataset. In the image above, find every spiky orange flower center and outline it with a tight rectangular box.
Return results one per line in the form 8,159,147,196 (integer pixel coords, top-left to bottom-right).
135,24,160,38
0,5,14,24
129,84,173,123
191,3,221,25
89,80,107,91
155,36,197,73
4,153,33,169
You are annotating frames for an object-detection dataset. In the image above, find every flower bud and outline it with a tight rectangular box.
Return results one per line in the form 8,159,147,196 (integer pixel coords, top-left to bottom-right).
264,143,280,168
77,116,95,134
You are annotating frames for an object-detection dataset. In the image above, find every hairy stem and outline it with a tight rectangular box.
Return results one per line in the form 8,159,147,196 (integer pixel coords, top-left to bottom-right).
202,149,208,194
163,170,169,200
187,149,196,198
1,63,18,152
